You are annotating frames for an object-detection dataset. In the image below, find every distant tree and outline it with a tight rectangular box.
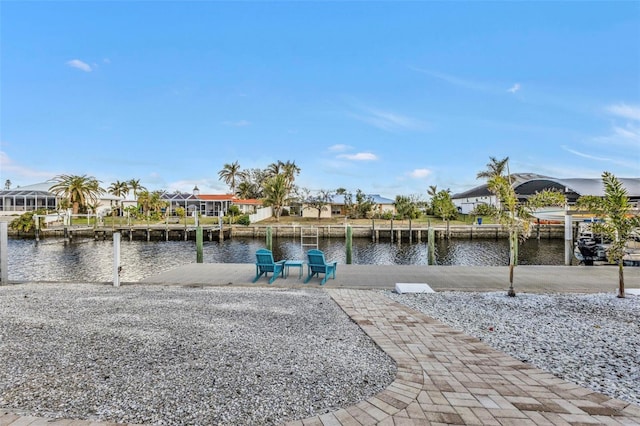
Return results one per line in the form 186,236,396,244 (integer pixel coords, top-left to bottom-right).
577,172,640,298
262,174,289,221
128,179,146,199
218,161,246,195
395,195,421,220
108,180,129,216
4,179,11,190
49,174,104,215
238,168,268,199
137,190,167,218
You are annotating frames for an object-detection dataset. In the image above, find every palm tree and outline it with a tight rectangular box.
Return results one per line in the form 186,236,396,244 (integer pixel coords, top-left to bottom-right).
262,174,289,221
108,180,130,216
265,161,283,178
218,161,246,195
49,174,104,214
477,156,510,180
281,160,301,190
577,172,640,298
488,174,566,296
128,179,146,200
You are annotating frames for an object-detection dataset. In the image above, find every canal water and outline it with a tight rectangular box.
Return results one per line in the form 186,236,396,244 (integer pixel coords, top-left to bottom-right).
7,237,566,283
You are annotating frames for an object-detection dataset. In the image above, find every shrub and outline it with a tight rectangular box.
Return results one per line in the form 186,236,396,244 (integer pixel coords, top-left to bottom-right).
10,210,47,232
237,215,251,226
471,203,497,216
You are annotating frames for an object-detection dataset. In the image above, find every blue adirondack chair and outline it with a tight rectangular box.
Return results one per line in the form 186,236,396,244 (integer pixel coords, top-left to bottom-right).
253,249,286,284
304,249,337,285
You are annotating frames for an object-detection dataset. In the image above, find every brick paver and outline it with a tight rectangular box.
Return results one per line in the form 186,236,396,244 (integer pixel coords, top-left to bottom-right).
286,289,640,425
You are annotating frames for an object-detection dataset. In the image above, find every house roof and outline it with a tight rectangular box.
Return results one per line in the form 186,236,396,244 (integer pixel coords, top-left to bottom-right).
233,198,262,205
452,175,640,200
198,194,235,201
326,194,395,205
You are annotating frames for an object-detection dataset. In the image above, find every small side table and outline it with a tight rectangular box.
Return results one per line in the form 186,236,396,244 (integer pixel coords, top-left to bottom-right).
284,260,304,279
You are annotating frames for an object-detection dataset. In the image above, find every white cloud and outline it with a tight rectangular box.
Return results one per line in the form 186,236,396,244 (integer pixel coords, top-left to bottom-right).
561,146,613,162
328,144,352,152
606,103,640,121
337,152,378,161
351,107,425,132
410,66,489,91
507,83,521,93
66,59,92,72
561,145,638,170
407,168,431,179
0,151,56,183
222,120,251,127
166,179,227,194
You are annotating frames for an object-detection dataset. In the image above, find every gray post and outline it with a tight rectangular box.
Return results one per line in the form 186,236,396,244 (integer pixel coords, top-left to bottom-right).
0,222,8,285
196,225,203,263
346,225,352,264
565,211,573,265
428,226,436,266
113,232,121,287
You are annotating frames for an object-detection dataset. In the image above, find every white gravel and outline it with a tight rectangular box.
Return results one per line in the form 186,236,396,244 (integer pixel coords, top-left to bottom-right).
0,284,396,425
385,290,640,406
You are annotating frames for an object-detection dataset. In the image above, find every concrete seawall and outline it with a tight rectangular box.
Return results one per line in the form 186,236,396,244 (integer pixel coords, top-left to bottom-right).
9,223,567,241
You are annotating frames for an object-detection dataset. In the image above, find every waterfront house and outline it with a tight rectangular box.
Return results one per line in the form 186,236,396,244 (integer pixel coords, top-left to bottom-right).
452,174,640,214
301,194,396,219
0,181,122,217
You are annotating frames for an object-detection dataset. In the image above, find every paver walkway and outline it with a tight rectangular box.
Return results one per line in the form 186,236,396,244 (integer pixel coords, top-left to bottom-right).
2,287,639,425
284,289,639,426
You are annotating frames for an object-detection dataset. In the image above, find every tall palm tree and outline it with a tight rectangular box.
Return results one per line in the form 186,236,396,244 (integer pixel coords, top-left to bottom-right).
218,161,246,195
108,180,130,216
265,161,283,178
281,160,301,190
49,174,104,214
477,156,510,180
128,179,146,200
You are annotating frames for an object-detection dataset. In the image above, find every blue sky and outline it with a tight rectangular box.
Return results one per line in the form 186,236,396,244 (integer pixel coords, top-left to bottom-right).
1,1,639,199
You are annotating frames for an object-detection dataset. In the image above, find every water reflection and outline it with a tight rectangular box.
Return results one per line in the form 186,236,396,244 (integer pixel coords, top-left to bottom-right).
7,237,565,282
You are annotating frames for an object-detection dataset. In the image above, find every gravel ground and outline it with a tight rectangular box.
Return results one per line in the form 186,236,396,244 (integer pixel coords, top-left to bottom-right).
385,290,640,406
0,284,396,425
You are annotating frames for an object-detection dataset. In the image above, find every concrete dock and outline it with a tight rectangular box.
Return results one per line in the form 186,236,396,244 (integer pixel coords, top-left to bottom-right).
140,263,640,294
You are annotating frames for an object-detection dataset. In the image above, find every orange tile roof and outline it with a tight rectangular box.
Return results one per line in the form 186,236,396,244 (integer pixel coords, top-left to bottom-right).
198,194,235,201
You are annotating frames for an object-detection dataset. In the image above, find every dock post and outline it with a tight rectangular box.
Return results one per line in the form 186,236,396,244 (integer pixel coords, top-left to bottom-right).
371,219,375,242
63,210,70,242
390,219,394,243
0,222,8,285
34,214,40,242
113,232,121,287
409,219,412,244
218,216,224,241
564,212,573,265
196,225,203,263
428,226,436,265
346,225,352,264
266,226,272,251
